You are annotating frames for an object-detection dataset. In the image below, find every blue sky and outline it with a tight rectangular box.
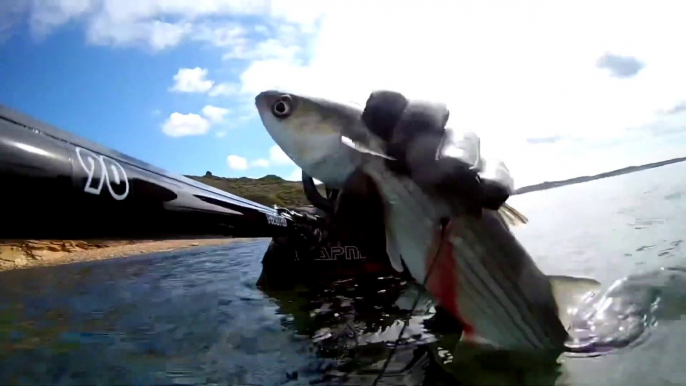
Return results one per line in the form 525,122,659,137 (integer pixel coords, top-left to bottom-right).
0,1,317,181
1,26,252,178
2,1,686,188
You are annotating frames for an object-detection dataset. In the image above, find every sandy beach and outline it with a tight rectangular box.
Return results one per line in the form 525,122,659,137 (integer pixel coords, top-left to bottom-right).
0,238,259,272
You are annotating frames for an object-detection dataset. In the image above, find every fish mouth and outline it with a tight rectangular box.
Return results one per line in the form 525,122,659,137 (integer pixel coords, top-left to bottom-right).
255,90,280,106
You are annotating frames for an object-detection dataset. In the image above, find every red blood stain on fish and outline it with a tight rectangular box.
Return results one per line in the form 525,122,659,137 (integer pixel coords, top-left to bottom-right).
425,220,476,337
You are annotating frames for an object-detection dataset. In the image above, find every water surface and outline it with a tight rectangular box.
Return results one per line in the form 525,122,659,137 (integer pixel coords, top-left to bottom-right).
2,162,686,385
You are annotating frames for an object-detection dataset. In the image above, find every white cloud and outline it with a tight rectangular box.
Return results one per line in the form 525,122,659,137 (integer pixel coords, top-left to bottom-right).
227,155,248,170
208,82,240,97
10,0,321,51
97,0,266,22
193,24,247,47
162,112,210,137
222,37,302,62
170,68,239,98
268,0,327,29
215,131,227,138
28,0,93,38
148,20,191,51
268,145,294,166
286,167,322,185
235,1,686,187
162,105,229,137
254,25,269,35
86,16,192,51
13,0,686,188
251,158,270,168
170,67,214,93
285,168,302,181
227,144,294,171
201,105,229,123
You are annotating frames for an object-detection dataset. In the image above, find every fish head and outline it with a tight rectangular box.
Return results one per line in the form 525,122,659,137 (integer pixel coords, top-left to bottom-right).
255,90,386,188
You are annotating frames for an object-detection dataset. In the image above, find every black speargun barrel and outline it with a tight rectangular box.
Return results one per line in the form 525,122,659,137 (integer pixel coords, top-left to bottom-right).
0,105,295,240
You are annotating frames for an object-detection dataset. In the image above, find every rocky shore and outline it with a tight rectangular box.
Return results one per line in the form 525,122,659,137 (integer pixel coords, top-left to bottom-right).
0,239,252,272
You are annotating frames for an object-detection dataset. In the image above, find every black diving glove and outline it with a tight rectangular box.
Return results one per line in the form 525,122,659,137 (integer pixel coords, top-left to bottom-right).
361,90,511,213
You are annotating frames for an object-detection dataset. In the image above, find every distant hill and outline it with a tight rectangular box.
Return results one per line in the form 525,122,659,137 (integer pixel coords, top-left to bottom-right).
515,157,686,195
185,171,324,208
186,157,686,207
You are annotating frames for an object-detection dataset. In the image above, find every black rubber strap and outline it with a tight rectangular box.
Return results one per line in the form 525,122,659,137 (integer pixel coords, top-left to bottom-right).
326,187,339,202
360,90,511,213
301,170,335,214
362,91,450,179
361,90,408,142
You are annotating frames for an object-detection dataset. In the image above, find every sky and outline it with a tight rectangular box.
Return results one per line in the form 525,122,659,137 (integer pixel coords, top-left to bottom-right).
1,1,686,188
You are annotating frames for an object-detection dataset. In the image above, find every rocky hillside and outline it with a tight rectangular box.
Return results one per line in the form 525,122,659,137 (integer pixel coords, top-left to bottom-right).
186,171,323,208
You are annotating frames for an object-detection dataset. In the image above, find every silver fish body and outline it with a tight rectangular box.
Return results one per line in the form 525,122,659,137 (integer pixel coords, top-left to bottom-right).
255,90,601,354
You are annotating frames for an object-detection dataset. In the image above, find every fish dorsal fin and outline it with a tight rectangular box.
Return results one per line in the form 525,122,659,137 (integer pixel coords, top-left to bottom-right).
548,275,602,329
344,134,528,230
497,203,529,227
439,128,482,169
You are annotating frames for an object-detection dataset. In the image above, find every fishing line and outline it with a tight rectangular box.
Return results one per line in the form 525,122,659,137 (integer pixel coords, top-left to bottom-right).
371,219,449,386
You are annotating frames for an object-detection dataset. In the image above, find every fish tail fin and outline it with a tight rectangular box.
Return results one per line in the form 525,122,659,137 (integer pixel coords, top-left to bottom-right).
547,275,602,330
497,203,529,227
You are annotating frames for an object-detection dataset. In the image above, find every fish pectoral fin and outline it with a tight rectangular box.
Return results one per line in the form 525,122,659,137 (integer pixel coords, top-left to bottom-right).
497,203,529,227
459,331,493,346
385,228,404,273
548,275,602,329
341,136,396,160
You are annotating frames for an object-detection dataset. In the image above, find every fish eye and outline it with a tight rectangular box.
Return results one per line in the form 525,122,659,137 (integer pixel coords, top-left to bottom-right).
271,94,293,118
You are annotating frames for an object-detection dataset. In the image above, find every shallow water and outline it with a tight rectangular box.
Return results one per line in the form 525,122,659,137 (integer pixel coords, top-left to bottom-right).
1,162,686,385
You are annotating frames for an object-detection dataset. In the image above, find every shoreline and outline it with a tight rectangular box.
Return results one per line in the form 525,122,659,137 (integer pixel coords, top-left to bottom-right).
0,238,260,272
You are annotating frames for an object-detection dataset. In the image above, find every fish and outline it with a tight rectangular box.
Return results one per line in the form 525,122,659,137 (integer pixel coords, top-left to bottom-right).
254,90,602,355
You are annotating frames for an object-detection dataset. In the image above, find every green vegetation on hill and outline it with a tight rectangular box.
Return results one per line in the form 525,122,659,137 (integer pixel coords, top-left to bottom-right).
186,171,323,208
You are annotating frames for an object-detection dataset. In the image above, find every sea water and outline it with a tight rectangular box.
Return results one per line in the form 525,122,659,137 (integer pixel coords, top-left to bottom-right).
1,162,686,385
